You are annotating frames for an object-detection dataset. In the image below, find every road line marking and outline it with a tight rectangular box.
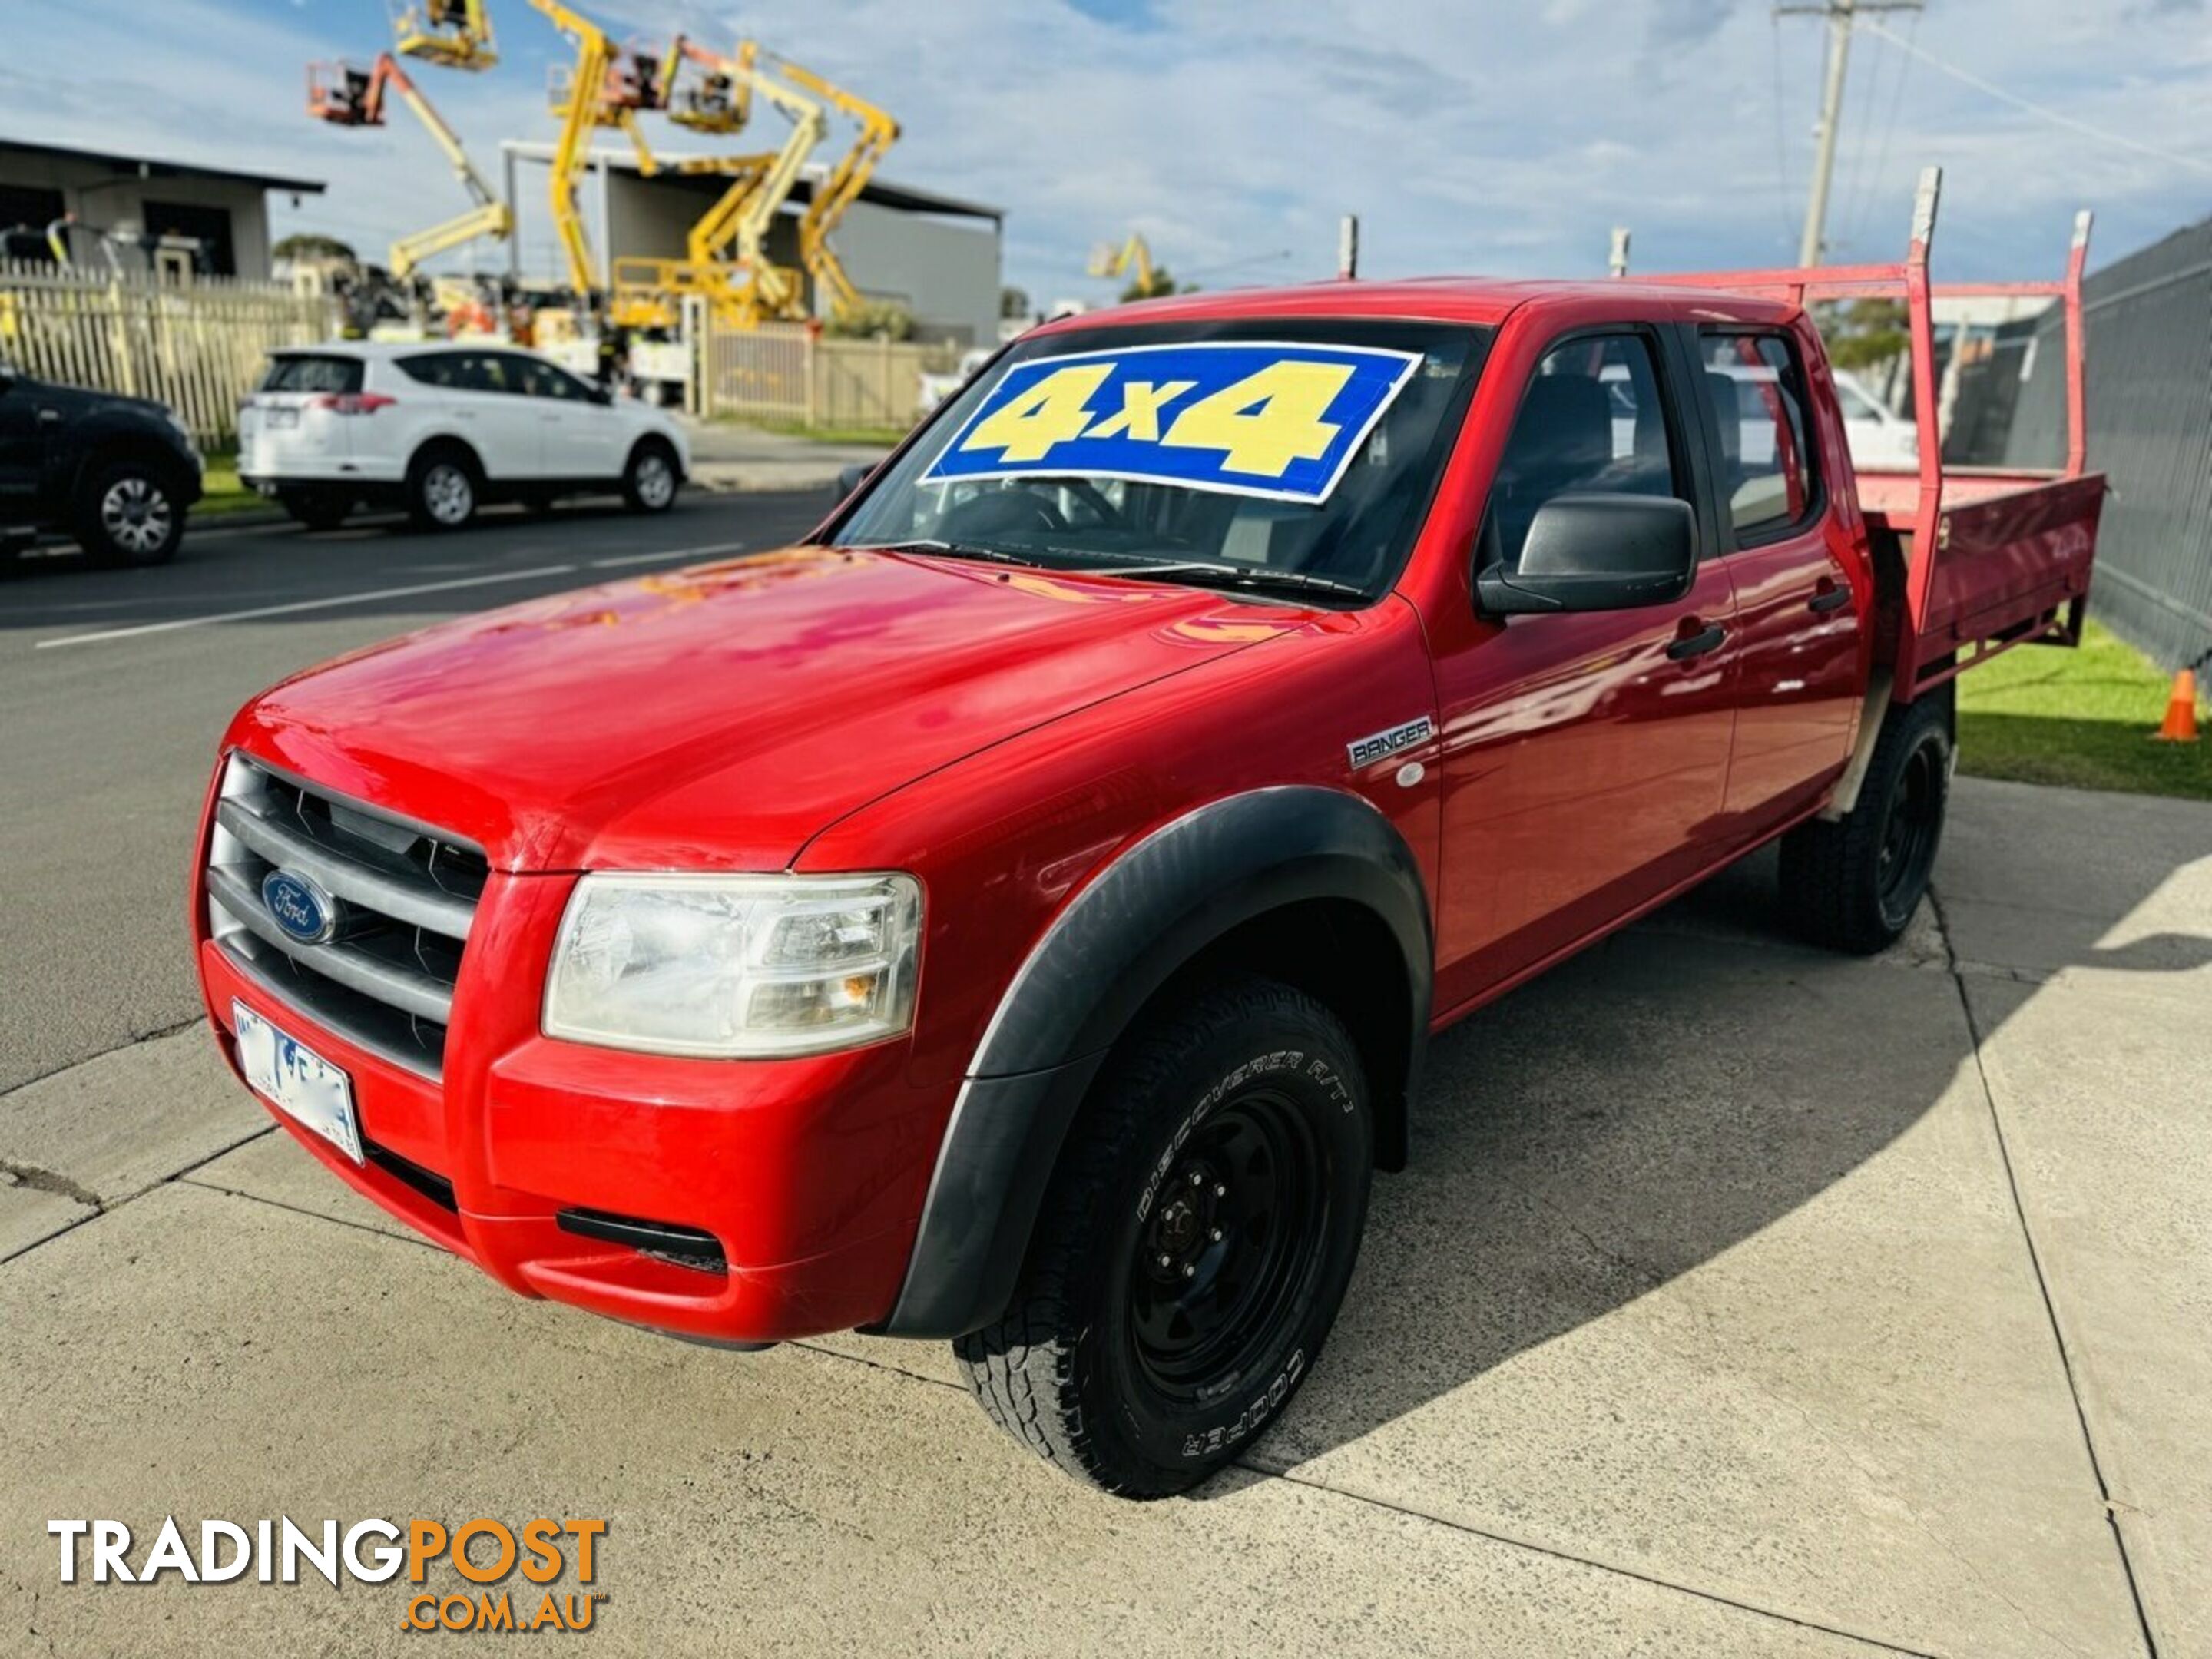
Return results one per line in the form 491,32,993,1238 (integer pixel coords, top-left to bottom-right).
589,541,748,568
33,565,581,651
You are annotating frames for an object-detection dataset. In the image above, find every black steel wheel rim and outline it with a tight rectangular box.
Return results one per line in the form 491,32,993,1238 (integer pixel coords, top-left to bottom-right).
1879,738,1942,913
1128,1089,1329,1402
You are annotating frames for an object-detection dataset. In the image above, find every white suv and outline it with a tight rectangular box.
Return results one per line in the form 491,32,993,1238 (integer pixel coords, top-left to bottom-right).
237,342,690,531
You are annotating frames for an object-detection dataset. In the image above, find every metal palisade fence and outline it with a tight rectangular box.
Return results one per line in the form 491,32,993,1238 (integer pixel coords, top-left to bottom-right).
2005,217,2212,674
0,263,337,445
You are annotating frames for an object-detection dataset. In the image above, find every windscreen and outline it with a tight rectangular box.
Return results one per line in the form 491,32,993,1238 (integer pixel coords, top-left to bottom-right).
260,354,364,396
835,319,1488,603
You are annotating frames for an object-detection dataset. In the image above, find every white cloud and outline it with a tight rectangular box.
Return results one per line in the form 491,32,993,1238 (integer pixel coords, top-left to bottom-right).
4,0,2207,296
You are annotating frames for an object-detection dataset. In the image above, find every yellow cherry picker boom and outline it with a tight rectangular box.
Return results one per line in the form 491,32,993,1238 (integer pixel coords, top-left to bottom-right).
611,37,826,329
306,53,512,280
528,0,667,300
765,47,899,323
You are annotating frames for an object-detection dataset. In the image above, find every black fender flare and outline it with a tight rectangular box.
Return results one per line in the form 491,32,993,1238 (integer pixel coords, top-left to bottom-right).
878,786,1432,1339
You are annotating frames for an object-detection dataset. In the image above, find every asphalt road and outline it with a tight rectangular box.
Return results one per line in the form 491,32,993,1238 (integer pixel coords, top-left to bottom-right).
0,488,830,1094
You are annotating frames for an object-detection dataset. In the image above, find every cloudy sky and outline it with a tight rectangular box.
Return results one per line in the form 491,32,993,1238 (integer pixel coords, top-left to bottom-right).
4,0,2207,299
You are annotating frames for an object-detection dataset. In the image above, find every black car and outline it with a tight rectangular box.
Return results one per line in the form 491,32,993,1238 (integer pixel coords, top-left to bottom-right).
0,361,204,566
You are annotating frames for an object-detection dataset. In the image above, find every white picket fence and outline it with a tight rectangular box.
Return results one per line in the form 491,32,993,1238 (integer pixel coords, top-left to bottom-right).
0,263,338,444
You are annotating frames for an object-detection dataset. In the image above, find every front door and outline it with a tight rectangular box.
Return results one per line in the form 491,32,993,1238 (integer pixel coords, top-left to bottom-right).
516,353,615,479
0,369,50,512
449,351,545,480
1432,328,1740,1011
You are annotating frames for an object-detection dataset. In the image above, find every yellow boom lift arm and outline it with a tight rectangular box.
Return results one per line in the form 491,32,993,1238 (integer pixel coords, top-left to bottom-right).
528,0,666,298
759,48,899,322
1088,232,1157,294
306,55,512,280
614,38,827,328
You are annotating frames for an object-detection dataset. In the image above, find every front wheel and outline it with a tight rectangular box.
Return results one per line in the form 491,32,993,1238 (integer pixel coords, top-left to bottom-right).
1778,691,1952,954
406,449,478,531
956,976,1372,1498
621,439,679,513
76,459,185,567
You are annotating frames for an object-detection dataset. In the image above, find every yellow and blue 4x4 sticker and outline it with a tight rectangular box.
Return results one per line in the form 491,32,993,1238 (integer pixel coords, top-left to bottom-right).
920,340,1422,505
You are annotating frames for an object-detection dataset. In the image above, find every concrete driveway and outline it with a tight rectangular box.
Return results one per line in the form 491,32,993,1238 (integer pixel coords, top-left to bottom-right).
3,776,2207,1657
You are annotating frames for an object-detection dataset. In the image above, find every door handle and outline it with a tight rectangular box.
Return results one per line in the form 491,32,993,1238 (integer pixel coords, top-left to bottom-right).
1808,581,1852,614
1667,621,1727,661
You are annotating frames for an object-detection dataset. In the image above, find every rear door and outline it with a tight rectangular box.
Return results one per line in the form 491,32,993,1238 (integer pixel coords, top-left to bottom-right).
237,353,359,479
1688,328,1863,831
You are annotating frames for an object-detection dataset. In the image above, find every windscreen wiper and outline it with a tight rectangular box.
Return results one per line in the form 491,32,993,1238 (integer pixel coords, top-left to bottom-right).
1068,558,1370,601
846,538,1048,570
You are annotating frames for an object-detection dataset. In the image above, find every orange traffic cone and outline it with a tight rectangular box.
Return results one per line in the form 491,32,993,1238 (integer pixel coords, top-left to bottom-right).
2152,669,2200,743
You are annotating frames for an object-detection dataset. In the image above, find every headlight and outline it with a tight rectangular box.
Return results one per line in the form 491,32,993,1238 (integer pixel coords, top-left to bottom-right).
544,873,922,1058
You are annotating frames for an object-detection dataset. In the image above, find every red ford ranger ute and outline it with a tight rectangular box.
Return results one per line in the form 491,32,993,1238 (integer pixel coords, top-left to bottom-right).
192,175,2101,1496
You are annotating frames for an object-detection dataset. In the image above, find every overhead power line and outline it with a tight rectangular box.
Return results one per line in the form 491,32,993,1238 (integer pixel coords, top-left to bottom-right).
1860,18,2212,178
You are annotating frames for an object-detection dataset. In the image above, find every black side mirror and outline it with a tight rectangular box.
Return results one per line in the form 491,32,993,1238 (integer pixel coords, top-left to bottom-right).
834,462,875,501
1476,494,1697,616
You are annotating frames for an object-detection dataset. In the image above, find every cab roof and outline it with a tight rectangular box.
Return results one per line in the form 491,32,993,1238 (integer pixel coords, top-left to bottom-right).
1031,276,1804,336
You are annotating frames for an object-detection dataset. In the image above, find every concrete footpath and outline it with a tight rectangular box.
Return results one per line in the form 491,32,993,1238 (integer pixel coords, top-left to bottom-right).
3,777,2208,1657
680,419,892,494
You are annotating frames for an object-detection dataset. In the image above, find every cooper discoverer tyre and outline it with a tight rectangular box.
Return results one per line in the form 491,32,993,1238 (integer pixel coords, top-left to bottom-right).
956,975,1372,1498
1778,690,1952,954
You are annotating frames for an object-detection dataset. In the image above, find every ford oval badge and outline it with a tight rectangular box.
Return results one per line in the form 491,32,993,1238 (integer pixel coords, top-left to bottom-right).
262,869,337,946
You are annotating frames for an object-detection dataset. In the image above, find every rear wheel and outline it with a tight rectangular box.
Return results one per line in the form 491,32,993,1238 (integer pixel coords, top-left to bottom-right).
280,488,349,532
957,976,1371,1498
621,439,678,514
406,447,478,531
75,459,184,567
1778,692,1952,953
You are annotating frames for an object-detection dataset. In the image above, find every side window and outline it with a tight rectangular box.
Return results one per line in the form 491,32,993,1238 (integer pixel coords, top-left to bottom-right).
1483,332,1679,569
463,353,518,395
394,352,464,389
517,357,585,400
1696,332,1817,539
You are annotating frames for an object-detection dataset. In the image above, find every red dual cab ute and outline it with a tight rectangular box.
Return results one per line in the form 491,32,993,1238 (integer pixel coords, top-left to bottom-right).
194,173,2101,1496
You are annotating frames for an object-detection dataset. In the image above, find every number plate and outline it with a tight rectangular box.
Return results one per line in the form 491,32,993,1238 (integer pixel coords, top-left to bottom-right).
919,340,1421,505
232,1001,362,1164
266,406,300,430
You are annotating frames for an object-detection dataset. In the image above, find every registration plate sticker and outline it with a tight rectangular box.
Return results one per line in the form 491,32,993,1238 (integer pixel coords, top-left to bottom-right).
232,1001,362,1164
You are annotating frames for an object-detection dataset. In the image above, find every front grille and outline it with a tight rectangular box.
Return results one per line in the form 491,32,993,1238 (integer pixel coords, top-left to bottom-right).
204,753,486,1079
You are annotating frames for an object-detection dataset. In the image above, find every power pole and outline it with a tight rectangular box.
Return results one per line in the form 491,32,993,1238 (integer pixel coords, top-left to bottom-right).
1776,0,1922,266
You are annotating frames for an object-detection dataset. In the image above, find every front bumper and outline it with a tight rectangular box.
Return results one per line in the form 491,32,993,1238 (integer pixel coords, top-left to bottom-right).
192,860,953,1345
